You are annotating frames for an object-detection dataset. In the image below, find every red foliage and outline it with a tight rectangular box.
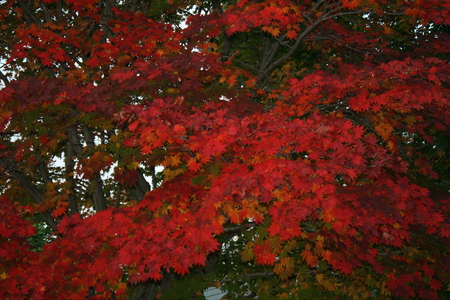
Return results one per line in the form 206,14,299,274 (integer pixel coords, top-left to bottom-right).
0,0,449,299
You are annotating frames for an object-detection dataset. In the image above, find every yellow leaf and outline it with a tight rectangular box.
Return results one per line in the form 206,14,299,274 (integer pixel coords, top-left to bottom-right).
383,26,394,35
374,122,394,141
116,281,127,290
163,168,185,182
162,154,182,167
156,49,165,56
128,161,140,170
404,115,416,125
387,141,395,151
262,26,281,37
316,273,324,284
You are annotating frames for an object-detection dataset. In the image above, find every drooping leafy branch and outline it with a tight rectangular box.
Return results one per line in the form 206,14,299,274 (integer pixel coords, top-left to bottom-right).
0,0,450,299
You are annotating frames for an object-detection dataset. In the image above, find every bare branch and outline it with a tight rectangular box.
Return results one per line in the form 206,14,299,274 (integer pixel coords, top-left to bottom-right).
82,125,108,211
16,0,43,25
220,272,276,283
40,2,52,23
0,157,43,203
257,19,319,85
65,135,79,214
131,168,150,201
67,125,84,156
0,70,10,86
222,223,255,233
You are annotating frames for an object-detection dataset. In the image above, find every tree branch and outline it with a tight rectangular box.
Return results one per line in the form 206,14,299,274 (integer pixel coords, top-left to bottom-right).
82,125,108,211
101,0,115,39
67,124,84,156
40,2,52,23
16,0,42,25
220,272,276,283
257,17,321,86
131,168,150,201
0,70,10,86
65,135,79,214
0,156,57,230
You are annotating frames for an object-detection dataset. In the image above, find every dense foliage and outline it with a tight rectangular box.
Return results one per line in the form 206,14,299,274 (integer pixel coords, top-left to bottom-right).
1,0,450,299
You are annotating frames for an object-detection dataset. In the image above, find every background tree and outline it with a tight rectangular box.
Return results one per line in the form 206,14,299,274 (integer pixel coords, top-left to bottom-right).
1,0,450,299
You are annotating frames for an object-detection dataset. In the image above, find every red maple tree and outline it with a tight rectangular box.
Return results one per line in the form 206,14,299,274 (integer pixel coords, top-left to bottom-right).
1,0,450,299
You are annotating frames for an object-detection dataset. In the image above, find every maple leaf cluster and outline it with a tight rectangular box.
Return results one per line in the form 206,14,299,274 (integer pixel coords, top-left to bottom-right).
0,0,450,299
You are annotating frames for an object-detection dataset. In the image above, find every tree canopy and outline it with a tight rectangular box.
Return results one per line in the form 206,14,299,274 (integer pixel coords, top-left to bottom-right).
1,0,450,299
